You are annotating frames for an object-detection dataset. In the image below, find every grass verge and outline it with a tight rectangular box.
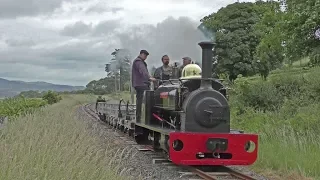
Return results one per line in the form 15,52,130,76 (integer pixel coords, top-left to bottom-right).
0,94,126,180
231,67,320,180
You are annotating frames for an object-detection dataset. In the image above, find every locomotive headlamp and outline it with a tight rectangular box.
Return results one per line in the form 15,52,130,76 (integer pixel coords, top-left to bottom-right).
245,140,256,153
206,138,228,152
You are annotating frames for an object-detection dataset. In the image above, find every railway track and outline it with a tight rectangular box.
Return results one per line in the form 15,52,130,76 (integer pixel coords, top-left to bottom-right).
82,103,257,180
186,166,257,180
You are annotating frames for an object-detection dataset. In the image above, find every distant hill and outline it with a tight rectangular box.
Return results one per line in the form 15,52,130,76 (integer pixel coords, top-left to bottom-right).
0,78,85,98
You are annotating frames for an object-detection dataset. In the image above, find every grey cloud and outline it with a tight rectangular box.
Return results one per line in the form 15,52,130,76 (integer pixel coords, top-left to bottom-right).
92,20,120,36
0,0,63,18
60,20,120,37
111,7,124,13
0,16,209,86
0,20,69,45
44,40,113,63
0,0,89,19
5,38,36,47
0,45,108,86
0,63,105,86
86,6,124,14
60,21,93,37
0,21,115,85
1,38,115,65
84,0,124,14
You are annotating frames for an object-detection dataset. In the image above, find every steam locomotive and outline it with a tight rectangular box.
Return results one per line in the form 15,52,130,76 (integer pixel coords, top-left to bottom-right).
96,41,258,166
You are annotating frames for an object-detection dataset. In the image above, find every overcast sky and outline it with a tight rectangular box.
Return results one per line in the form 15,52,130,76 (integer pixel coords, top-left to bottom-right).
0,0,254,86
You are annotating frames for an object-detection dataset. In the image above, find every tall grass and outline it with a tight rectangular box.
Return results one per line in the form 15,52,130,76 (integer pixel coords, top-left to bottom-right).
231,67,320,179
0,94,125,180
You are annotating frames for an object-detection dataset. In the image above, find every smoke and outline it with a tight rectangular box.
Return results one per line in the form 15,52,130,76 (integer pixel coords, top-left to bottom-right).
115,16,210,69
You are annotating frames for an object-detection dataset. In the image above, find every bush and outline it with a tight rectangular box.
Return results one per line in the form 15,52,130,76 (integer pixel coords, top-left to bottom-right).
309,47,320,66
0,97,47,117
232,68,320,113
232,80,284,112
42,91,62,105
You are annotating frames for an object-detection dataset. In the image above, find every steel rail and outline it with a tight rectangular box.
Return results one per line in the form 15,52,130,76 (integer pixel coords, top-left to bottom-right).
188,167,219,180
187,166,258,180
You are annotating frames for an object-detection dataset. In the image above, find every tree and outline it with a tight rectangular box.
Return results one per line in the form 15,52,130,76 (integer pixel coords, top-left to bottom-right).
283,0,320,61
85,77,117,95
201,1,279,82
253,2,285,79
110,49,131,91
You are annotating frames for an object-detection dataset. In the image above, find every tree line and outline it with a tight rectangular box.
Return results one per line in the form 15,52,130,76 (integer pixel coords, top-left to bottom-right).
201,0,319,81
84,0,319,94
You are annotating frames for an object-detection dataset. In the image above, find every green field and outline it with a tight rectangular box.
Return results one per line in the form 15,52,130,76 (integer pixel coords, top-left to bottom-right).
230,66,320,179
0,94,125,180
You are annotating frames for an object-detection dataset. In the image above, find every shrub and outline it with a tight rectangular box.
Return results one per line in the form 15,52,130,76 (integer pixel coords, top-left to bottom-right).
232,79,284,112
0,97,47,117
42,91,62,105
309,47,320,66
232,68,320,112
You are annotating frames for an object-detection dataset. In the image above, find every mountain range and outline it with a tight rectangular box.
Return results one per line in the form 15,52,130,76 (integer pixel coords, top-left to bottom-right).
0,78,85,98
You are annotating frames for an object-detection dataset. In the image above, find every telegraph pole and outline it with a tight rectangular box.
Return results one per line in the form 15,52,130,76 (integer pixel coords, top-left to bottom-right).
119,66,123,91
115,73,117,92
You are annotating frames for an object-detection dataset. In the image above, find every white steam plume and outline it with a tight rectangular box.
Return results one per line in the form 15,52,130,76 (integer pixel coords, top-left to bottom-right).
115,16,210,69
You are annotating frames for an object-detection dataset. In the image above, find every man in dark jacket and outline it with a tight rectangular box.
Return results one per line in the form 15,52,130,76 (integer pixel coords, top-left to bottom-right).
132,50,156,121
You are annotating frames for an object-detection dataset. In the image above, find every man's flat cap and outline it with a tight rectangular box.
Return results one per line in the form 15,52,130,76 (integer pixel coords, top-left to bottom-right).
140,50,149,55
182,57,191,61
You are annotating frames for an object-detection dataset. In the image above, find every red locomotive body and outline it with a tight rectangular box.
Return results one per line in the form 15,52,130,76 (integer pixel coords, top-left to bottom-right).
169,132,258,166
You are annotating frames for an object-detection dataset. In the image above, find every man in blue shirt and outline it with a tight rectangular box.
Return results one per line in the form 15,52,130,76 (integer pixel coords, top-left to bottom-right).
131,50,156,121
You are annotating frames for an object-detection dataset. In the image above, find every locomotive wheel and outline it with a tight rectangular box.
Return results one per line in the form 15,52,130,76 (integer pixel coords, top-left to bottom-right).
135,134,148,144
128,129,133,137
134,126,149,144
120,125,124,132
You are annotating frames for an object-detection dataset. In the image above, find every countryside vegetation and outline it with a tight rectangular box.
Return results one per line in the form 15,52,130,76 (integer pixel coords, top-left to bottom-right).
0,0,319,180
0,95,125,180
0,91,62,118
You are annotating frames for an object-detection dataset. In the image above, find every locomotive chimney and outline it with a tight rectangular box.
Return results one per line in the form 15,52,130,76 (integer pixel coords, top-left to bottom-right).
198,41,215,88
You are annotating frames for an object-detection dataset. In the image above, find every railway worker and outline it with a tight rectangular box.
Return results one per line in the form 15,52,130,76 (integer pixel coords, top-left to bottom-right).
132,49,156,121
178,57,192,77
153,55,173,88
